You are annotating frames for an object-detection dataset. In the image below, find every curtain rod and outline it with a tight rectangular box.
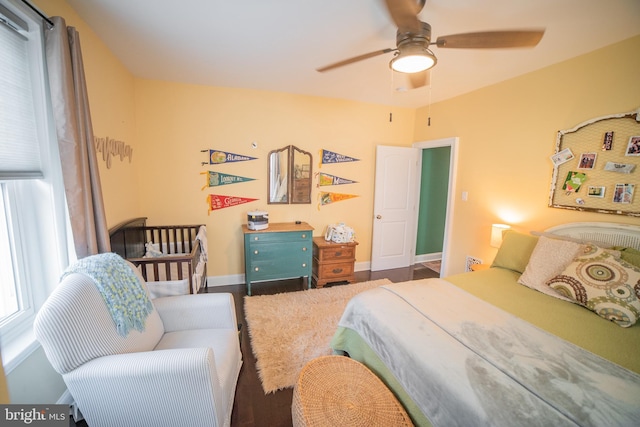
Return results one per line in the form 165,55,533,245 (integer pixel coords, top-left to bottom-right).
21,0,53,27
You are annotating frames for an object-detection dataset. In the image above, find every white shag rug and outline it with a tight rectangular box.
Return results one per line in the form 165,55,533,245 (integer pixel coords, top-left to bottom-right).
244,279,392,394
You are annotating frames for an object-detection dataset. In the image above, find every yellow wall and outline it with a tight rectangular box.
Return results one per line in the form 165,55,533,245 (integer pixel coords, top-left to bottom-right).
36,0,141,228
134,80,415,277
414,35,640,273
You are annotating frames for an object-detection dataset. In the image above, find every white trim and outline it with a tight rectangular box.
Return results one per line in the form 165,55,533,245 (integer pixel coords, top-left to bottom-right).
355,261,371,272
205,274,250,287
414,252,442,263
413,137,459,278
204,262,372,287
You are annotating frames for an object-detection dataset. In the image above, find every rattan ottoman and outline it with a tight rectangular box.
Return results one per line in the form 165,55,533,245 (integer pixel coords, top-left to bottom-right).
291,355,413,426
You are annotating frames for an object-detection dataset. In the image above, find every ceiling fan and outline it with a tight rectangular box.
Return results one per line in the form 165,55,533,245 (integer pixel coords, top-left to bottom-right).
316,0,545,89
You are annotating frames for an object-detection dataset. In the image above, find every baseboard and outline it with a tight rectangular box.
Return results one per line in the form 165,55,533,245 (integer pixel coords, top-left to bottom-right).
204,264,377,287
205,274,245,288
355,261,371,272
414,252,442,264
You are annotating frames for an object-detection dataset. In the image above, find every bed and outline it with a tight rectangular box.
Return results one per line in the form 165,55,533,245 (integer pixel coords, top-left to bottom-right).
331,222,640,426
108,217,208,298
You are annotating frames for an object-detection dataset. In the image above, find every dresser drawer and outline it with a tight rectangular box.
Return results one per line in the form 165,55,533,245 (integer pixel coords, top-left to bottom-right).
246,231,311,244
247,242,311,261
313,244,355,262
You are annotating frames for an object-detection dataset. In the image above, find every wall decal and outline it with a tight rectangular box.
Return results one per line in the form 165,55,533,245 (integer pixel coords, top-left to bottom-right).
319,149,359,167
316,172,358,186
318,191,358,208
200,171,255,190
94,136,133,169
201,149,257,165
207,194,258,214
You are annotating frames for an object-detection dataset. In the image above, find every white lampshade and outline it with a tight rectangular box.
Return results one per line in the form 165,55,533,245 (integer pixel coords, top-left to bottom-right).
490,224,511,248
390,46,437,73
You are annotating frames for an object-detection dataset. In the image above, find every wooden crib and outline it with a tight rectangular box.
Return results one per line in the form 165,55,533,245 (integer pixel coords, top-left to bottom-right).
109,217,208,297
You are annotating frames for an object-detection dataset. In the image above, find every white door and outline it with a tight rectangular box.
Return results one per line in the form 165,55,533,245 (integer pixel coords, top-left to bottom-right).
370,145,420,271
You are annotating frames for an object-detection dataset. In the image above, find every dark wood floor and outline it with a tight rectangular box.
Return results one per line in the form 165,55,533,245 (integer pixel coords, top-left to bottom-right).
72,263,439,427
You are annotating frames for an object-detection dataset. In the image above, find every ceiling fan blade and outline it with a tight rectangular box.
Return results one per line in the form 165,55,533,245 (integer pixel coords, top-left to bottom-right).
316,48,395,72
384,0,425,33
435,29,545,49
408,70,430,89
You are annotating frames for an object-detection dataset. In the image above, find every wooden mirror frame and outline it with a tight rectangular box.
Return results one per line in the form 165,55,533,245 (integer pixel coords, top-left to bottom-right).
267,145,312,204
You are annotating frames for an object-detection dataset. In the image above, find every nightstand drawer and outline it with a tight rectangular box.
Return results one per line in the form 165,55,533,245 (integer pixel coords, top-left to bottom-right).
315,261,354,279
313,244,355,262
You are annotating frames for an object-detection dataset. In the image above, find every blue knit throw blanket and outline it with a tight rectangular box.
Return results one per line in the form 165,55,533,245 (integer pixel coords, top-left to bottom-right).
62,253,154,337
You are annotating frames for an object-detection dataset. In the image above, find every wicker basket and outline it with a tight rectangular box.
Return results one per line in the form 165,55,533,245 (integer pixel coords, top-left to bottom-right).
291,355,413,426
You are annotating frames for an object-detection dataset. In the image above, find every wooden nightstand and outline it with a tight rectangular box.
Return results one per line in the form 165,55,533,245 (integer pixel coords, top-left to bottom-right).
312,237,358,288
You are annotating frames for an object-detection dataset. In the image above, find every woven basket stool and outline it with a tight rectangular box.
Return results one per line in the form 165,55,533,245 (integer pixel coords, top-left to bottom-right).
291,355,413,426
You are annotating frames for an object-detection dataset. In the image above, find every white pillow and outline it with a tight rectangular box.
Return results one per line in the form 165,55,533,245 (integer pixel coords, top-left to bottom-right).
518,236,584,301
144,242,163,258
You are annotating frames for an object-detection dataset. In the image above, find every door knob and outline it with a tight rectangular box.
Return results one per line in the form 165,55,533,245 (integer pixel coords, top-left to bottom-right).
376,215,382,219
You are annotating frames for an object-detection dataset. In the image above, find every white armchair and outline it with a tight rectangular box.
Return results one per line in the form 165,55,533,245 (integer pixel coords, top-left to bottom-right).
34,262,242,427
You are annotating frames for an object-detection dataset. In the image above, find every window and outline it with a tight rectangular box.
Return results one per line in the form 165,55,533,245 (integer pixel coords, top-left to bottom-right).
0,189,19,322
0,0,71,373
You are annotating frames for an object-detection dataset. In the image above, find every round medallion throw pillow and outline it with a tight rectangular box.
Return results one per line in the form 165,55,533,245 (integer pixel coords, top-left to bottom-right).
547,245,640,327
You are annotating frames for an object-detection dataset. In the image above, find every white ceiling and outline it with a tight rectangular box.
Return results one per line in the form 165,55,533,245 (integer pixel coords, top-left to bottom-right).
65,0,640,108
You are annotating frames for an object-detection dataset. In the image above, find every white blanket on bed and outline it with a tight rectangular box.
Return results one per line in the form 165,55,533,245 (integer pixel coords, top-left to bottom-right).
338,279,640,427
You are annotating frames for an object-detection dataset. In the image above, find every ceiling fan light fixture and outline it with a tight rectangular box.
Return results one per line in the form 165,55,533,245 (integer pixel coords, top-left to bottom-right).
390,46,436,73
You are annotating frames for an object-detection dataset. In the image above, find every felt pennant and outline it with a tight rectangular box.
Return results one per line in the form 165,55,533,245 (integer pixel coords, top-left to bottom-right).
201,149,257,165
319,149,360,167
316,172,358,187
207,194,257,214
318,191,358,208
200,171,255,190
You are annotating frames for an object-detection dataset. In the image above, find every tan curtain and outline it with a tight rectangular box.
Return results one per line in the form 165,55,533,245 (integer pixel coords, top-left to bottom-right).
45,16,110,258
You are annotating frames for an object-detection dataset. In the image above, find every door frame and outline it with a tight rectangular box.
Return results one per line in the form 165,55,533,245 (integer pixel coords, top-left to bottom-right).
413,137,459,277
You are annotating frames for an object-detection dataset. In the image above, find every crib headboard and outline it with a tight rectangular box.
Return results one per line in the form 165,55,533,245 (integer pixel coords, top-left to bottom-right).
109,217,147,259
545,222,640,250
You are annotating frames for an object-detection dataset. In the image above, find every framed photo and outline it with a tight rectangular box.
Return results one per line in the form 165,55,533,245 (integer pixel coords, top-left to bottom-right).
577,152,597,169
625,136,640,156
587,186,605,198
602,131,614,151
562,171,587,193
551,148,574,166
612,183,634,204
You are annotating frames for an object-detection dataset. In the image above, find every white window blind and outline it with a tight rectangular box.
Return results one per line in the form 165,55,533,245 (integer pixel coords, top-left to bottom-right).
0,6,42,180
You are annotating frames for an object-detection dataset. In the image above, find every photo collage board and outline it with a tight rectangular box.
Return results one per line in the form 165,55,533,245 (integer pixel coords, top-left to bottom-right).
549,110,639,217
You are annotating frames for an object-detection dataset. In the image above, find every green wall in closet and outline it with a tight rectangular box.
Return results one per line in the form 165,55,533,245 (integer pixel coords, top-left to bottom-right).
416,146,450,255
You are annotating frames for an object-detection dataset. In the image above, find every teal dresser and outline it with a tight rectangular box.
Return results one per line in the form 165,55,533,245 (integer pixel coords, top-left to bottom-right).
242,222,314,295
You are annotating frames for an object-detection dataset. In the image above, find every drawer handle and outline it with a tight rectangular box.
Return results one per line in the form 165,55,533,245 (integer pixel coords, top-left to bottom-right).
332,268,344,274
335,251,342,257
302,263,307,268
302,247,307,251
301,234,306,238
254,250,259,255
254,267,259,272
254,236,259,241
